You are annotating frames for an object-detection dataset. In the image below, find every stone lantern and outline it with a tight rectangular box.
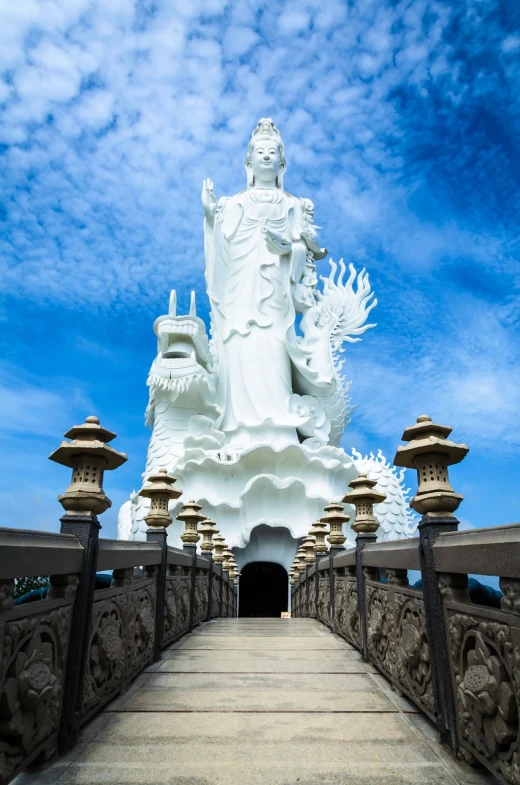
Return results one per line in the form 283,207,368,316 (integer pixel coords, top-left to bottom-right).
322,502,350,551
289,567,298,585
199,516,218,557
234,572,241,586
295,547,307,573
49,415,127,516
342,475,386,535
310,518,329,559
177,500,205,550
139,469,182,529
302,534,316,564
212,532,225,564
222,546,234,573
393,415,469,518
228,556,238,578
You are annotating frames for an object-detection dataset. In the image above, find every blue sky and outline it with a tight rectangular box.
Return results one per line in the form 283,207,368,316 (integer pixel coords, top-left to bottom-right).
0,0,519,541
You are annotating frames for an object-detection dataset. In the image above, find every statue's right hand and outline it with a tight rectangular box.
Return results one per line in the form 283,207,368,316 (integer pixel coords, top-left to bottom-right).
201,178,217,220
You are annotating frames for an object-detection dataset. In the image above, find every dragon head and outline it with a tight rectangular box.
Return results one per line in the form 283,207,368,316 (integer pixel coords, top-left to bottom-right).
145,290,216,426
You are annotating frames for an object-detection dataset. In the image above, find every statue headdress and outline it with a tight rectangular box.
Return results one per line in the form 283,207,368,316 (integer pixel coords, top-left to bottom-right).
245,117,286,189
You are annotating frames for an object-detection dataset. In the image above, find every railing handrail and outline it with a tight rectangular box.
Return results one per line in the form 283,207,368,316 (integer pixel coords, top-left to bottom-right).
97,538,162,571
362,537,420,570
0,526,84,578
433,523,520,577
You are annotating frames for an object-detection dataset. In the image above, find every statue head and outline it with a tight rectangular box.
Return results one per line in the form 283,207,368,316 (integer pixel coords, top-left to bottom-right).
245,118,286,189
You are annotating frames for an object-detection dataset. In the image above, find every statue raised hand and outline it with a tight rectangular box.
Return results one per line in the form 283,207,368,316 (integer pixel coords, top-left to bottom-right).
201,178,217,226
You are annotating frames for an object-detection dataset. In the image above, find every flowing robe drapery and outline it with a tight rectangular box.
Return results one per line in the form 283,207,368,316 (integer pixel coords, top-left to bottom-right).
204,188,332,449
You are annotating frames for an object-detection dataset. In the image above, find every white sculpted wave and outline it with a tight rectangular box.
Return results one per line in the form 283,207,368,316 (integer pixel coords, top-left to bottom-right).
118,119,417,553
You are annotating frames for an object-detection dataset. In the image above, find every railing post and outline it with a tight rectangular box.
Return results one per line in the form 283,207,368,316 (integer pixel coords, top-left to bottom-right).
343,474,386,662
394,414,469,754
49,416,127,753
139,469,182,661
355,535,374,659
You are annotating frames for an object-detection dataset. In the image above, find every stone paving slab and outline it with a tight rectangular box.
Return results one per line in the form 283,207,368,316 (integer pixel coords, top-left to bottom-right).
172,635,349,649
107,686,395,713
152,650,378,673
122,671,380,691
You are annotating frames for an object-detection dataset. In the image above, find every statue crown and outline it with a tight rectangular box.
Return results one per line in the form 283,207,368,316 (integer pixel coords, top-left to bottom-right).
246,117,285,163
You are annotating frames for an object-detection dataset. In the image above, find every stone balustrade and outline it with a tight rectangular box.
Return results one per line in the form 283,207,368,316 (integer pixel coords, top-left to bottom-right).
293,417,520,785
0,418,236,785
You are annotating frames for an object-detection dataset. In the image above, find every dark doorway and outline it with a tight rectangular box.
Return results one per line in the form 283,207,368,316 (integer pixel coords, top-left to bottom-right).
239,561,288,617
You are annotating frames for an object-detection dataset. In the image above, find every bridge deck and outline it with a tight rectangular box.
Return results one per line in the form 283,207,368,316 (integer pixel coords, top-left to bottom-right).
16,619,496,784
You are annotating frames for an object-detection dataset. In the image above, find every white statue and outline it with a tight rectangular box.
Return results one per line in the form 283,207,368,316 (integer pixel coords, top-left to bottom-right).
119,119,416,559
201,118,376,452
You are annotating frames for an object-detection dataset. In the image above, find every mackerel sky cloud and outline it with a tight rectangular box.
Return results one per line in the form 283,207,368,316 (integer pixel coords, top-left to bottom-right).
0,0,519,536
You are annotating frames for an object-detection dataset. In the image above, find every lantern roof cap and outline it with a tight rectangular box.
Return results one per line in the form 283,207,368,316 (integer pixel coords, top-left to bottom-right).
342,474,386,505
139,469,182,500
176,499,206,522
321,501,350,523
49,416,127,470
394,415,469,469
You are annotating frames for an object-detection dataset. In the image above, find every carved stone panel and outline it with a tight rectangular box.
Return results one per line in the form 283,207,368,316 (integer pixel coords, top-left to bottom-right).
318,576,330,627
344,578,360,647
365,581,434,719
126,584,155,678
194,575,208,625
211,578,220,619
334,576,346,634
366,584,392,674
163,578,178,645
308,576,316,618
395,593,434,716
0,601,73,783
446,608,520,784
82,593,126,715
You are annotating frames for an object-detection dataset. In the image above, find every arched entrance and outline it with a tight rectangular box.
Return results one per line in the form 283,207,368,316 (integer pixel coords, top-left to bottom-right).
239,562,288,617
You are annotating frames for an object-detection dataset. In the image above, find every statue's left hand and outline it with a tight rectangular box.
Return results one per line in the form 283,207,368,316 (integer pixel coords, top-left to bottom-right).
263,227,292,255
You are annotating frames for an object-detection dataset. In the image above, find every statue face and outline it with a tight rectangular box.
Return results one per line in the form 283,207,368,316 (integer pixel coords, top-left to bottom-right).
248,139,284,184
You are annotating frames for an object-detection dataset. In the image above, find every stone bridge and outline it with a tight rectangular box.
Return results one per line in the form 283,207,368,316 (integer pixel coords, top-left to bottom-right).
0,414,517,785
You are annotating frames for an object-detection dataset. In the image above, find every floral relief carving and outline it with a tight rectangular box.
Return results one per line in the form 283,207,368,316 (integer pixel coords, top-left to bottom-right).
396,594,434,715
0,607,71,781
176,579,191,633
500,579,520,616
318,577,330,627
127,586,155,676
448,612,520,784
344,580,360,645
334,578,346,633
163,579,177,645
211,579,220,618
83,596,126,715
308,576,316,618
366,586,391,673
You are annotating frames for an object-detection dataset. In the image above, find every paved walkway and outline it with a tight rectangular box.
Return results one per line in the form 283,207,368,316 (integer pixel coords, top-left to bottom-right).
17,619,498,784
